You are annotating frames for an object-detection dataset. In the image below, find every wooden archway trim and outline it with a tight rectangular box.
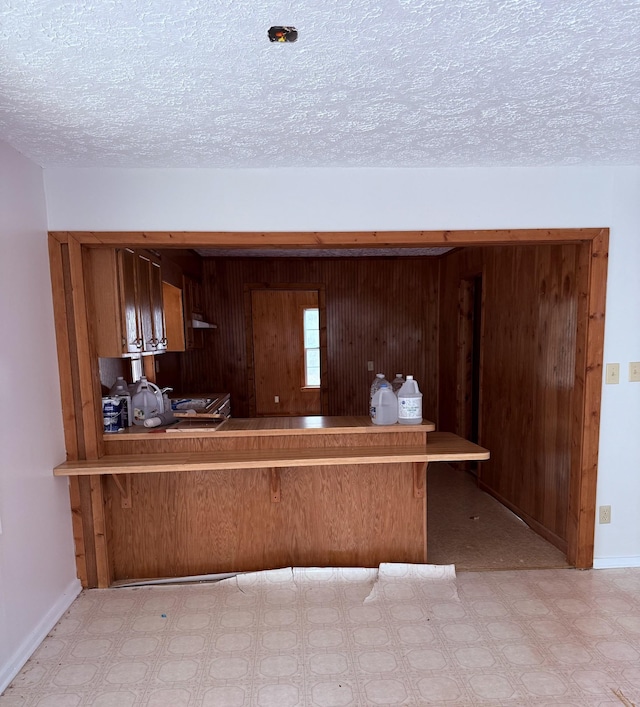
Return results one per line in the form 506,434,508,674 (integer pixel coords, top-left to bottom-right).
48,228,607,577
50,228,604,249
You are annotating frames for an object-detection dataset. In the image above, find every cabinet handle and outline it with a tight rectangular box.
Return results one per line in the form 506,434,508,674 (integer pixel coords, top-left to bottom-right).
134,338,142,349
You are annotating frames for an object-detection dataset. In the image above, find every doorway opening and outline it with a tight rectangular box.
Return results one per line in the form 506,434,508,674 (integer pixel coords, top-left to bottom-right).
457,274,483,474
48,228,607,573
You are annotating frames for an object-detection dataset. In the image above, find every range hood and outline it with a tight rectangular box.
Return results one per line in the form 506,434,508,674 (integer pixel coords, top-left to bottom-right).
192,313,217,329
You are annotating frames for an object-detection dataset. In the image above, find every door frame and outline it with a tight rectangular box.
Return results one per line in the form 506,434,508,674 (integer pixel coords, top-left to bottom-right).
244,282,328,417
456,271,484,472
49,228,607,579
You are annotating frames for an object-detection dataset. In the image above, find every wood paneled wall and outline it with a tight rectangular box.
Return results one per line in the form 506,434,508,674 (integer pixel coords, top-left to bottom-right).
179,258,440,420
439,244,580,548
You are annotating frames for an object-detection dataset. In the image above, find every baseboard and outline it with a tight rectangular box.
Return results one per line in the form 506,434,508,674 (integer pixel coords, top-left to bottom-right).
0,578,82,695
593,556,640,569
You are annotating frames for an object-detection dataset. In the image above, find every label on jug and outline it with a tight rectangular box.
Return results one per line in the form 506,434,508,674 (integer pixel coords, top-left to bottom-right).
102,396,124,433
398,397,422,420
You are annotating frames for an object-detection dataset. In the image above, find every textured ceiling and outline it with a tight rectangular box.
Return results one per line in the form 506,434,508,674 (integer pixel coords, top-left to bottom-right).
1,0,639,169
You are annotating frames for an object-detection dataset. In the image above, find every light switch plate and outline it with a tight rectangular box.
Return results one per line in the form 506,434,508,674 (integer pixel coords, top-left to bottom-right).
629,362,640,382
606,363,620,384
367,361,374,371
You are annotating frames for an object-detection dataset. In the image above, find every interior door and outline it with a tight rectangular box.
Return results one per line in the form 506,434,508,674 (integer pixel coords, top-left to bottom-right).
251,289,321,416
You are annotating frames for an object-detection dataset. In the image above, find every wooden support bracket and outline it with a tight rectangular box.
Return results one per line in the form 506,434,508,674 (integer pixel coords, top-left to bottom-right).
111,474,132,509
270,468,281,503
413,462,426,499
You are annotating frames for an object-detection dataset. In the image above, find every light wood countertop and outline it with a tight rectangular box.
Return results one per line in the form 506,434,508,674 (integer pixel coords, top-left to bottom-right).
104,415,436,441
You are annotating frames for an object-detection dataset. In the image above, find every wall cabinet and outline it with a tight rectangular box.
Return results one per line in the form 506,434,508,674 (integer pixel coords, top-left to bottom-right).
87,248,167,357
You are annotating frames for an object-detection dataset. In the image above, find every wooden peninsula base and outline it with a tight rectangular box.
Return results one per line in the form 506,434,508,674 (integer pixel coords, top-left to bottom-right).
54,417,489,587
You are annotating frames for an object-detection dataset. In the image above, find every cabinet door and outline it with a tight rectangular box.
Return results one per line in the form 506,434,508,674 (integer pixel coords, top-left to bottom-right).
135,254,155,352
118,248,143,354
149,260,167,352
162,281,186,351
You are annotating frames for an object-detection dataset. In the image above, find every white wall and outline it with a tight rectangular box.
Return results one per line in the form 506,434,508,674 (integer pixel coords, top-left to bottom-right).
0,142,80,693
43,165,640,567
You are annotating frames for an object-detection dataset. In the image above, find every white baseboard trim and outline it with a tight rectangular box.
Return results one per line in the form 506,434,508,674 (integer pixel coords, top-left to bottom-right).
0,578,82,695
592,556,640,570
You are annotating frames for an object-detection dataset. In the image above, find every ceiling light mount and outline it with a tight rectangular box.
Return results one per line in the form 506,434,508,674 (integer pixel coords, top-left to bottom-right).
268,26,298,43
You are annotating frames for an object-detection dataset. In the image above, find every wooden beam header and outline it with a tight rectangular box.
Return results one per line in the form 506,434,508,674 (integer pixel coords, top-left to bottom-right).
48,228,607,249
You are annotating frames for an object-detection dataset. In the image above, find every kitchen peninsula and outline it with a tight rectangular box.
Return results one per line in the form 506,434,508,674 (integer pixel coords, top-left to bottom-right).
54,416,489,587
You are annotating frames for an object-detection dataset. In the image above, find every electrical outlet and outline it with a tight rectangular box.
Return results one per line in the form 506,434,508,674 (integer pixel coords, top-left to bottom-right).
606,363,620,384
599,505,611,524
367,361,374,371
629,362,640,382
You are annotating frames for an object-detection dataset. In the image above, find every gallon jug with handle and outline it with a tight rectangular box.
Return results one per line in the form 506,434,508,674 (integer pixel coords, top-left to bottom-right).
397,375,423,425
371,383,398,425
131,376,164,425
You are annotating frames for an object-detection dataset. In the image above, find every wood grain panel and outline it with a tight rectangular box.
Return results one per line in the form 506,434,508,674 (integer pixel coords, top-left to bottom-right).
178,257,440,419
101,429,429,456
105,463,426,580
439,243,582,556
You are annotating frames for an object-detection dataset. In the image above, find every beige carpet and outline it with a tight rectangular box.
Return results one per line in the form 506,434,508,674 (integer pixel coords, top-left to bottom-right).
427,462,570,571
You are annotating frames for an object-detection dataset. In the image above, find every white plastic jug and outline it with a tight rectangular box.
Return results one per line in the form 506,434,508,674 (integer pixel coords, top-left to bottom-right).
369,373,389,417
371,383,398,425
131,376,164,425
397,375,423,425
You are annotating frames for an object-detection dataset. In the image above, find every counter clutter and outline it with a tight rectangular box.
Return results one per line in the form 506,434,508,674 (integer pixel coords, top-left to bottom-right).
102,379,230,433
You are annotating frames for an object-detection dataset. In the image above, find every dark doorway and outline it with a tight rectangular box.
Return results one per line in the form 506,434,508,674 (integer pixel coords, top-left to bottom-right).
457,274,483,473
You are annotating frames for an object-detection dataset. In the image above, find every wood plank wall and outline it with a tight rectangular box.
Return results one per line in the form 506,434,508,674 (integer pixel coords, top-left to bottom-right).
439,244,580,548
178,257,440,421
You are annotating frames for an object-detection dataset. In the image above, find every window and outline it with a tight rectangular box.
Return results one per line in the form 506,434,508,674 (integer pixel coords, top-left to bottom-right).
303,308,320,387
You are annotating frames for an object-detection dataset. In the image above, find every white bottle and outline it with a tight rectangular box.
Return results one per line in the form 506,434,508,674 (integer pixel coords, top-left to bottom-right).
397,375,423,425
370,373,389,417
109,376,132,426
371,383,398,425
132,376,163,425
143,411,177,428
391,374,405,393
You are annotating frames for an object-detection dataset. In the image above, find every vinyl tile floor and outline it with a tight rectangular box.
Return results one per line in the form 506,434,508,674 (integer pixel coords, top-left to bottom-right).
3,564,640,707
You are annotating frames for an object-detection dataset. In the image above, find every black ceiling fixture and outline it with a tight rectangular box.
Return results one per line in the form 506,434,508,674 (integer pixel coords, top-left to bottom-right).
268,26,298,42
